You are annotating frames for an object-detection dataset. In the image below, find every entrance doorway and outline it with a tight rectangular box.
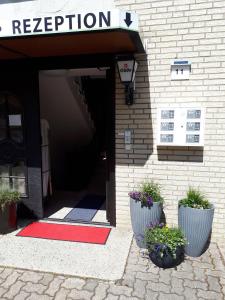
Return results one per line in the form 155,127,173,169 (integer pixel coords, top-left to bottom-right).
39,67,113,224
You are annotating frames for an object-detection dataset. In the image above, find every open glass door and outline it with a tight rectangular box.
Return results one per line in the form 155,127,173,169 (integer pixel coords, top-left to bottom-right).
0,67,43,218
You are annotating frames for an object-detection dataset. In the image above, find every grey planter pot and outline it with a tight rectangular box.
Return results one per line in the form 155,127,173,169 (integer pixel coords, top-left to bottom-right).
178,205,214,257
130,198,162,248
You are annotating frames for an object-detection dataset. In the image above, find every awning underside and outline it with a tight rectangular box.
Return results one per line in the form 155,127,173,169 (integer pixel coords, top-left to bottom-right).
0,30,144,60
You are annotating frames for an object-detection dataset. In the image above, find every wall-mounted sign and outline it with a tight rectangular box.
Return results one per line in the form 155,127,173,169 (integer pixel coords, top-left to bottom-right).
171,60,191,81
8,115,22,126
0,9,138,38
157,107,204,147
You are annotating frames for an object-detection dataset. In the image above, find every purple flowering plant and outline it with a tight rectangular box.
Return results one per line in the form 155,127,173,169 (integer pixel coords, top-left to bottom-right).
129,181,163,208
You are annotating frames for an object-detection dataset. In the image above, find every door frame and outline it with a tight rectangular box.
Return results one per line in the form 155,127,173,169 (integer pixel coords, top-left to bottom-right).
31,53,116,225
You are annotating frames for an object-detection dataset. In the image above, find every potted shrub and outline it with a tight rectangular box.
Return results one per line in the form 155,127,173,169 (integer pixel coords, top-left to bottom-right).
129,180,163,248
0,187,20,234
145,222,186,268
178,187,214,257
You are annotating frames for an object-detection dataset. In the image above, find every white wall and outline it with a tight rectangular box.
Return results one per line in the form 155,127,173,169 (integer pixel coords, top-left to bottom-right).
0,0,115,18
115,0,225,244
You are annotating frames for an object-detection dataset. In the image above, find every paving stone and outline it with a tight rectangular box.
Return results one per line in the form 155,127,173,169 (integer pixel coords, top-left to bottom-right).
14,291,30,300
105,294,119,300
121,273,136,288
136,271,159,282
54,287,71,300
0,268,13,280
207,275,222,292
212,259,225,271
3,280,25,299
19,271,43,283
137,256,149,266
158,293,185,300
200,252,212,264
0,287,7,298
1,271,21,289
44,277,64,297
205,270,225,278
159,269,172,284
38,274,54,286
108,284,133,297
119,296,140,300
132,278,146,298
192,262,213,269
127,256,139,265
92,282,109,300
193,267,206,281
183,287,198,300
197,290,224,300
68,289,93,300
22,282,47,294
172,271,194,280
126,264,148,273
183,278,208,290
147,264,160,274
83,279,99,292
144,290,159,300
178,261,193,272
171,278,184,295
147,281,171,293
61,277,85,290
26,293,53,300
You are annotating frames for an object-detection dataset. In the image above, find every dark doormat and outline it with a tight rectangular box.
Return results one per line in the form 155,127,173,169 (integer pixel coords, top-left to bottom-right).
64,194,105,222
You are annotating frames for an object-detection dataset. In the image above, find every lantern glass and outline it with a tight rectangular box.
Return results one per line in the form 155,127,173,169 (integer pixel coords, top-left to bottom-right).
117,60,135,83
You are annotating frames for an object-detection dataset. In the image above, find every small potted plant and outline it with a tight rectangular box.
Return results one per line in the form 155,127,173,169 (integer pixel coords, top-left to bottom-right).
129,180,164,248
178,187,214,257
145,222,186,268
0,187,20,234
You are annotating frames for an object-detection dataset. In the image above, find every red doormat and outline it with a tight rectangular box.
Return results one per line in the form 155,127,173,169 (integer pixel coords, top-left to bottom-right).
17,222,111,245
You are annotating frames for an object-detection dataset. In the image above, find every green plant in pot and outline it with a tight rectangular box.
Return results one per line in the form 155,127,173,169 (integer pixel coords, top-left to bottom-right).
178,187,214,257
145,222,186,268
0,187,20,234
129,180,164,248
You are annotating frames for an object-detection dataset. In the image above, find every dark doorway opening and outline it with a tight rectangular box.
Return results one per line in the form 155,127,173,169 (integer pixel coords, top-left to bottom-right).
39,68,110,224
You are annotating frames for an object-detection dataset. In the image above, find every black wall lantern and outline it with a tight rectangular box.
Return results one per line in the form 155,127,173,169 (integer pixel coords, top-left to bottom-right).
117,58,138,105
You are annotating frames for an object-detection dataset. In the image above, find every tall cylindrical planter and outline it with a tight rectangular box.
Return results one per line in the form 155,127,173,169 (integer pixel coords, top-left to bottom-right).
130,198,162,248
178,205,214,257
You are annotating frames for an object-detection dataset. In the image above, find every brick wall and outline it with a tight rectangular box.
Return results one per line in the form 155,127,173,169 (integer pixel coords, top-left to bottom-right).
114,0,225,243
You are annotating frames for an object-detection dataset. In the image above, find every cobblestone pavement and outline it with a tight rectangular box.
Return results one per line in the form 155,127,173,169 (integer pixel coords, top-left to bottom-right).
0,240,224,300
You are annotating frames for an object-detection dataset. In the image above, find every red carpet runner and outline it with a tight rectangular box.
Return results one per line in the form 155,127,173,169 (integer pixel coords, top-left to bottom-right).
17,222,111,245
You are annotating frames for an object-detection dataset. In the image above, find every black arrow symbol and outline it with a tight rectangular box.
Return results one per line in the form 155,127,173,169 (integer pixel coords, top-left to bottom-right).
124,12,132,27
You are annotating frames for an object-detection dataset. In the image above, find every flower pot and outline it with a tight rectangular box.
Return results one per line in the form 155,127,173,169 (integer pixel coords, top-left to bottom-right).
149,245,184,268
130,198,162,248
0,203,17,234
178,205,214,257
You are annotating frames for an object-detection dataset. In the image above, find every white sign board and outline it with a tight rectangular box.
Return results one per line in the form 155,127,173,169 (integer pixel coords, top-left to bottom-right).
157,108,205,147
171,60,191,81
0,9,139,38
9,114,22,126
